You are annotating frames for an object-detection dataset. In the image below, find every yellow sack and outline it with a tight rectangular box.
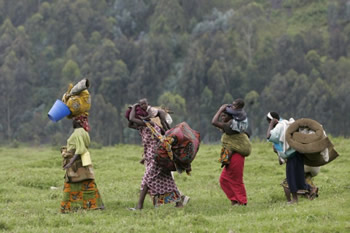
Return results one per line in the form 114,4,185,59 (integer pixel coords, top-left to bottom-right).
64,90,91,117
62,80,91,118
221,133,252,157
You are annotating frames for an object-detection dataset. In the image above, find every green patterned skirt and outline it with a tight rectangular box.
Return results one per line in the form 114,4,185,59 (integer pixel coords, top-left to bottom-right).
60,180,104,213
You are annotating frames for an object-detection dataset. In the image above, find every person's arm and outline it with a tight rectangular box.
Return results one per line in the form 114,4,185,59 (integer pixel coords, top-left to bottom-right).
129,104,146,127
64,154,80,169
267,120,285,165
140,114,151,121
158,109,170,131
266,118,279,139
211,104,228,129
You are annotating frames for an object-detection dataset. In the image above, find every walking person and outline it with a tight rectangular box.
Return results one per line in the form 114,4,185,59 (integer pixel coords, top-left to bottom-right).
211,101,252,206
60,117,104,213
128,103,185,209
266,112,317,204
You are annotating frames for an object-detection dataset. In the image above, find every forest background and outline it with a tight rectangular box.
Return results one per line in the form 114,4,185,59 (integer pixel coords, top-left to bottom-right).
1,0,350,146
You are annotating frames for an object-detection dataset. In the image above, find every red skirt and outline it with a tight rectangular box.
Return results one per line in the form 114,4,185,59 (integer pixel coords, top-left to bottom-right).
219,152,247,204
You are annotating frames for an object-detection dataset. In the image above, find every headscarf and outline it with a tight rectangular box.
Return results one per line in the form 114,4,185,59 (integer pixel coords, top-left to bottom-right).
73,115,90,132
267,112,273,120
266,112,280,120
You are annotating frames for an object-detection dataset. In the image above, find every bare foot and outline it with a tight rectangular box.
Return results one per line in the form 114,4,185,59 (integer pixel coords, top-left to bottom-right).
287,200,298,205
231,200,239,205
175,201,184,208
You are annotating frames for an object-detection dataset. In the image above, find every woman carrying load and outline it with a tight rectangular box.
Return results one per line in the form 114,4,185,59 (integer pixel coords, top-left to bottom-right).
211,100,252,206
60,118,104,213
128,103,185,209
266,112,318,204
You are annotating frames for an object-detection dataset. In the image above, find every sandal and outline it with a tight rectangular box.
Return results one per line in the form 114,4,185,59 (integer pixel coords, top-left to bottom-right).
181,195,190,206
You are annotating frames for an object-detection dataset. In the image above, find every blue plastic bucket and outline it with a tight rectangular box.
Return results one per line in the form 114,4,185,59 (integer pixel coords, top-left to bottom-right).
48,99,71,122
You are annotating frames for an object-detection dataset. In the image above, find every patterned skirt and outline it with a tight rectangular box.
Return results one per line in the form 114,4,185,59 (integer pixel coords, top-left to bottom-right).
60,180,104,213
140,126,182,207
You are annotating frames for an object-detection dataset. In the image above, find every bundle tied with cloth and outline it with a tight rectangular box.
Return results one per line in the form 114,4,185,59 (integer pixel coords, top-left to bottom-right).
62,78,91,119
285,118,339,167
149,122,200,174
221,133,252,157
219,133,252,165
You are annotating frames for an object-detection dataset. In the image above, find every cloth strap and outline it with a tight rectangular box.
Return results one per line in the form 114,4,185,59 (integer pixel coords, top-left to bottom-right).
144,121,174,160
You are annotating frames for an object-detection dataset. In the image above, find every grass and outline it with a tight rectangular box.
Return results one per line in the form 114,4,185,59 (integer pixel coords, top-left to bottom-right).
0,138,349,233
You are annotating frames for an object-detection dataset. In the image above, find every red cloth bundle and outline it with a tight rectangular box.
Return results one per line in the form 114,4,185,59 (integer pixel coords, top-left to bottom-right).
155,122,201,173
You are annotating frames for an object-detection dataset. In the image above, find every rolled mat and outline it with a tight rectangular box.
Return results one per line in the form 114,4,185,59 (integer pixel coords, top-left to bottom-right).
286,118,339,166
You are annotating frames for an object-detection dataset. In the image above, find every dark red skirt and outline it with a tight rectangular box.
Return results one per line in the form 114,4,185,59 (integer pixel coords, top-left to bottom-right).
219,152,247,204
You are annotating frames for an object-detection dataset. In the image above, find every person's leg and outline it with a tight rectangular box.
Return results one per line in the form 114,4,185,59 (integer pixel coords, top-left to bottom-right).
305,173,318,200
175,200,183,208
170,171,189,207
136,185,149,209
220,153,247,205
290,192,298,204
286,155,300,204
283,186,292,202
293,153,310,190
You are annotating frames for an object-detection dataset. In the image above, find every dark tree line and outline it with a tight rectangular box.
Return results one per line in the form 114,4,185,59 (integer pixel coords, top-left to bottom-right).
0,0,349,146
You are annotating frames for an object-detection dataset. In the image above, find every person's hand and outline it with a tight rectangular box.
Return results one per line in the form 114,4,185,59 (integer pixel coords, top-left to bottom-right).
139,158,145,164
141,116,150,121
132,103,139,108
270,118,279,126
221,160,230,168
219,104,228,111
278,157,285,165
63,162,72,170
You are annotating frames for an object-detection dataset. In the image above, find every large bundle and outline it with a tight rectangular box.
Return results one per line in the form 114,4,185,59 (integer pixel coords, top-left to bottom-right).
221,133,252,157
154,122,200,173
62,79,91,118
285,118,339,166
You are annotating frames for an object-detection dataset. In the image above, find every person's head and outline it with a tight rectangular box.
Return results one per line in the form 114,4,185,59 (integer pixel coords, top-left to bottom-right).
232,98,245,110
139,98,148,111
221,111,233,123
266,112,280,123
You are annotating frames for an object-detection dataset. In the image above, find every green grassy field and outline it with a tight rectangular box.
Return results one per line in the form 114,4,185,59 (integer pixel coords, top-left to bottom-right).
0,138,349,233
